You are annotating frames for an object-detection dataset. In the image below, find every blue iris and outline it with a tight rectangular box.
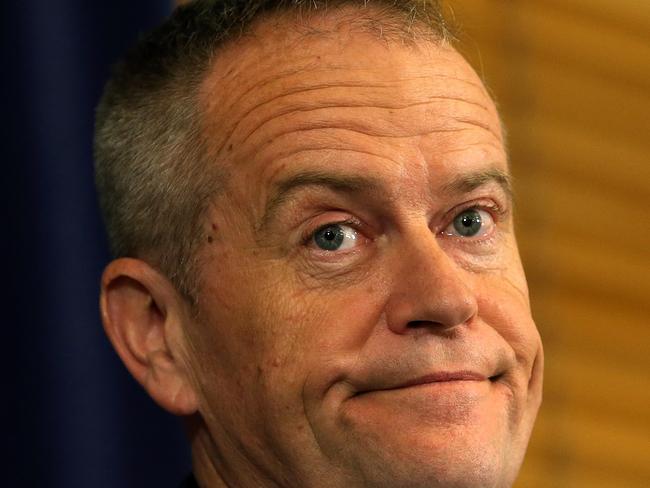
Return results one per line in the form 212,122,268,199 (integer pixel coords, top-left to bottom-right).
313,225,346,251
453,209,483,237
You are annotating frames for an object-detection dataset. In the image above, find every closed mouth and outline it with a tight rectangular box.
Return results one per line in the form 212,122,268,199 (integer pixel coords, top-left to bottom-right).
354,371,502,396
396,371,491,389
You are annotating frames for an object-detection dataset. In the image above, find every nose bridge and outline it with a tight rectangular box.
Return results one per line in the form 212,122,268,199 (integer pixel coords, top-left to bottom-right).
385,227,478,334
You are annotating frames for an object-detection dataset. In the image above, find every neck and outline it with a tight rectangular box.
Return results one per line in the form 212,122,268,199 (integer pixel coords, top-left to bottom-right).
189,421,283,488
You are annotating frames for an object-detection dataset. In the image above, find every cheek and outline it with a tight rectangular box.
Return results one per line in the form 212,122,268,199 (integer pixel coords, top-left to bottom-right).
244,277,390,420
190,251,285,397
474,269,542,398
477,275,539,353
261,277,388,373
199,251,381,375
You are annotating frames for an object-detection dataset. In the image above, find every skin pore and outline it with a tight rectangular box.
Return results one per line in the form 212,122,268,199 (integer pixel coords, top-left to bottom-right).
101,7,543,488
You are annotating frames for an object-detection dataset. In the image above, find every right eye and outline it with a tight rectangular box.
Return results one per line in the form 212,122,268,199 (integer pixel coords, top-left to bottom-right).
442,207,495,239
311,224,359,251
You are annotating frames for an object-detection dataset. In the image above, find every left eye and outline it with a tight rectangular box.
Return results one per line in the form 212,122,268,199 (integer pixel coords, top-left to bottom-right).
312,224,359,251
444,208,494,238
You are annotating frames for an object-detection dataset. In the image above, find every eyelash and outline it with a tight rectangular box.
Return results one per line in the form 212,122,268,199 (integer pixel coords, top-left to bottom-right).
301,217,362,247
441,201,507,235
299,200,508,251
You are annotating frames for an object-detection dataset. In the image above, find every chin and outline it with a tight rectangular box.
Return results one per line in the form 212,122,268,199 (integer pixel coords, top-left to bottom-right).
343,431,519,488
328,399,527,488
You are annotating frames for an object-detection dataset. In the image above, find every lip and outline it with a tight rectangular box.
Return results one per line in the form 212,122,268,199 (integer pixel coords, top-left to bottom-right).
398,371,490,389
352,371,495,397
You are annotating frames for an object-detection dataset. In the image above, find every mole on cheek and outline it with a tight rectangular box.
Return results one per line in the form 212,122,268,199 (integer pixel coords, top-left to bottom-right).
207,223,218,243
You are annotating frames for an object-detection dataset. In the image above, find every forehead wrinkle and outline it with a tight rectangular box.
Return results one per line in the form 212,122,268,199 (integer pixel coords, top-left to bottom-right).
217,68,488,117
202,65,313,150
238,93,494,148
441,140,506,158
215,72,491,152
224,81,392,149
442,135,505,152
230,89,498,153
269,147,404,173
248,132,413,176
236,126,485,173
245,126,476,166
454,116,503,144
205,79,382,155
203,46,492,152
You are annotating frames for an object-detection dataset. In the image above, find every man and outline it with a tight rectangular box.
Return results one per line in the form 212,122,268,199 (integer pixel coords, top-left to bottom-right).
94,1,543,486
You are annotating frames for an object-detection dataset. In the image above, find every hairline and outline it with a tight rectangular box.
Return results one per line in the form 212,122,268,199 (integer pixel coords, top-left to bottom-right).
194,6,457,302
95,0,458,305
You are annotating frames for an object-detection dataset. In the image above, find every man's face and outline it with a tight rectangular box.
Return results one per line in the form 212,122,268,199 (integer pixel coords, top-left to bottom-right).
186,17,543,488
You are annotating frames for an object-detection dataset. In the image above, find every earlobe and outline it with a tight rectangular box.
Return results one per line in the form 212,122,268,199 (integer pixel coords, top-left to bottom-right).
100,258,198,415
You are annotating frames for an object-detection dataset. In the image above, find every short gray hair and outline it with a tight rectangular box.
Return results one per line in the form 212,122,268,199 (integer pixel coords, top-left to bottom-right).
94,0,455,302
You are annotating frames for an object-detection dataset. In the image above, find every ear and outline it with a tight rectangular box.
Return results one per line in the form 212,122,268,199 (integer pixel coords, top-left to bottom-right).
100,258,198,415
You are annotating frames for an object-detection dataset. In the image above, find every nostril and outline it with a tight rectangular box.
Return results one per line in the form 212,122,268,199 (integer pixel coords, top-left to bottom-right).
405,320,460,338
407,320,435,328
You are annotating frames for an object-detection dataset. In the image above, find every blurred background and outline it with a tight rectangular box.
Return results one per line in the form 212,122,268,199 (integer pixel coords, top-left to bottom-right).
4,1,649,487
3,2,190,487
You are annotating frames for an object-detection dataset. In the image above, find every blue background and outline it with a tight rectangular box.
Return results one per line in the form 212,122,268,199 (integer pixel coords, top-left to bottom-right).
3,2,191,486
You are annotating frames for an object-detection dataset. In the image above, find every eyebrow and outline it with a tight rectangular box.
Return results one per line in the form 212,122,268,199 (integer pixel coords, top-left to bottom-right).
258,166,513,231
258,170,381,231
442,168,513,201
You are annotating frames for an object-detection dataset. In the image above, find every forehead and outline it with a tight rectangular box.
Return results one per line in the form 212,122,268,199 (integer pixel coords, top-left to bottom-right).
199,12,506,198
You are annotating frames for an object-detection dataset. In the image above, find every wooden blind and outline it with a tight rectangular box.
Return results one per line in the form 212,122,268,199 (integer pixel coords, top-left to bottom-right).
446,1,650,486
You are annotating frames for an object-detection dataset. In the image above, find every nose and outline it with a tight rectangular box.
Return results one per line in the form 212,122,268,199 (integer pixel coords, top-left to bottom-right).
384,230,478,335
